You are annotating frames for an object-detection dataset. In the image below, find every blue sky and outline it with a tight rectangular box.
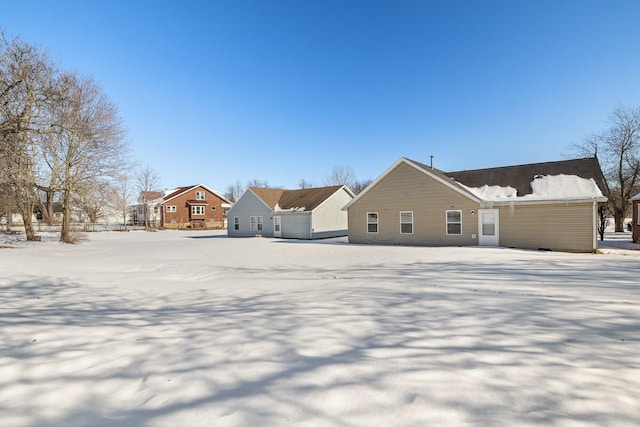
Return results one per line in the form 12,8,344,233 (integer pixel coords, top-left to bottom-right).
3,0,640,191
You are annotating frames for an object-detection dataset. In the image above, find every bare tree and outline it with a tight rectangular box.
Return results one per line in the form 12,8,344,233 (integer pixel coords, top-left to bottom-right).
298,179,313,189
224,180,245,203
0,32,54,240
46,72,127,243
136,164,160,230
351,178,373,195
112,170,135,229
570,105,640,231
75,178,115,230
246,178,269,188
324,165,356,188
596,203,609,241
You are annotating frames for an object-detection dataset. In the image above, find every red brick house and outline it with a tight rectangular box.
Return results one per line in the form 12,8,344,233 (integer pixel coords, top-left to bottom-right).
160,184,232,229
632,193,640,243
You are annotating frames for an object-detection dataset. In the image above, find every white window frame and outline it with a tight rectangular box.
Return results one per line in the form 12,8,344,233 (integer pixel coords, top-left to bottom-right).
192,206,205,215
166,206,177,213
250,216,263,232
195,191,205,200
367,212,378,233
211,206,216,211
400,211,413,234
446,210,462,235
234,217,239,230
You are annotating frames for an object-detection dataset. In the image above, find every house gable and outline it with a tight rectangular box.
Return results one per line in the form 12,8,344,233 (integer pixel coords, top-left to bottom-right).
160,184,229,229
347,161,479,246
249,187,285,210
344,158,481,211
227,188,276,237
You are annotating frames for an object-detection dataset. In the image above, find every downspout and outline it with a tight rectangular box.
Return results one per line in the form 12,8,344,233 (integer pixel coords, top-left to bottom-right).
592,200,597,252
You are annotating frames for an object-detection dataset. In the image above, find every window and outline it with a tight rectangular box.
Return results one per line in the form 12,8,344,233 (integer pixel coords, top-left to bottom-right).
211,206,216,211
250,216,263,231
166,205,176,213
192,206,205,215
446,210,462,235
367,212,378,233
153,207,159,214
482,211,496,236
234,217,239,230
195,191,205,200
400,211,413,234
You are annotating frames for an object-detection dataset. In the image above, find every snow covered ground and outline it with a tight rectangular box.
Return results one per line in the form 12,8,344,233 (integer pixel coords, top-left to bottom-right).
1,230,639,426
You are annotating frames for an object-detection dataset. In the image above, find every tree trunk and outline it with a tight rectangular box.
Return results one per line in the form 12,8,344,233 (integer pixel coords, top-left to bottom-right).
60,165,73,243
60,190,72,243
14,193,36,241
613,209,625,232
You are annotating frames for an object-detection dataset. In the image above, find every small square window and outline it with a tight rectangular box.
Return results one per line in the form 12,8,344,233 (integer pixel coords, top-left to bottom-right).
195,191,205,200
211,206,216,211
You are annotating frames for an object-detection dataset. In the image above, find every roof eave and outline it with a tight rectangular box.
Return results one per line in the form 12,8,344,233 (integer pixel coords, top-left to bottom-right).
485,196,608,206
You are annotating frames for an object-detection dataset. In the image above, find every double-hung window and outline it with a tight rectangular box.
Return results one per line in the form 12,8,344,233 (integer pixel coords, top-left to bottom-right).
400,211,413,234
250,216,263,231
234,217,239,230
192,206,205,215
446,210,462,235
367,212,378,233
195,191,205,200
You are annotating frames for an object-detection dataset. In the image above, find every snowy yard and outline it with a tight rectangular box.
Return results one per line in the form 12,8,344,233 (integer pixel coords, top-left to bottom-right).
1,230,639,427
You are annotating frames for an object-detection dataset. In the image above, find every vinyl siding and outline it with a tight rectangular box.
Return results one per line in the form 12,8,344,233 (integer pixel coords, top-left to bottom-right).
497,202,597,252
310,188,351,237
280,213,311,239
227,190,274,237
348,162,480,246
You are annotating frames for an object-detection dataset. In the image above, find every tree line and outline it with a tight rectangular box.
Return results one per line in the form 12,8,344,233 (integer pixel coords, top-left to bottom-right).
0,31,130,242
223,166,373,203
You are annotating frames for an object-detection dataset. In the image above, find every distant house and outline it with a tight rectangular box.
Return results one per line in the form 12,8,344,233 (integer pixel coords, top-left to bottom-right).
228,185,355,239
131,191,163,227
344,157,608,252
160,184,231,229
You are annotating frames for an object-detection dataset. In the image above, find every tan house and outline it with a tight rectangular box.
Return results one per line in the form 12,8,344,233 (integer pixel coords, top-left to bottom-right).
160,184,232,229
344,157,608,252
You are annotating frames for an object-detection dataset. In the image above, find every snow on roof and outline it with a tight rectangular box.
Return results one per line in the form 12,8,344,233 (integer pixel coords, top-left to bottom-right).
273,203,306,212
463,174,604,202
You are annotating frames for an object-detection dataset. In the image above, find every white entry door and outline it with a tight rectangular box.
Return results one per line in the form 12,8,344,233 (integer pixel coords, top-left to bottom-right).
478,209,499,246
273,216,281,237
